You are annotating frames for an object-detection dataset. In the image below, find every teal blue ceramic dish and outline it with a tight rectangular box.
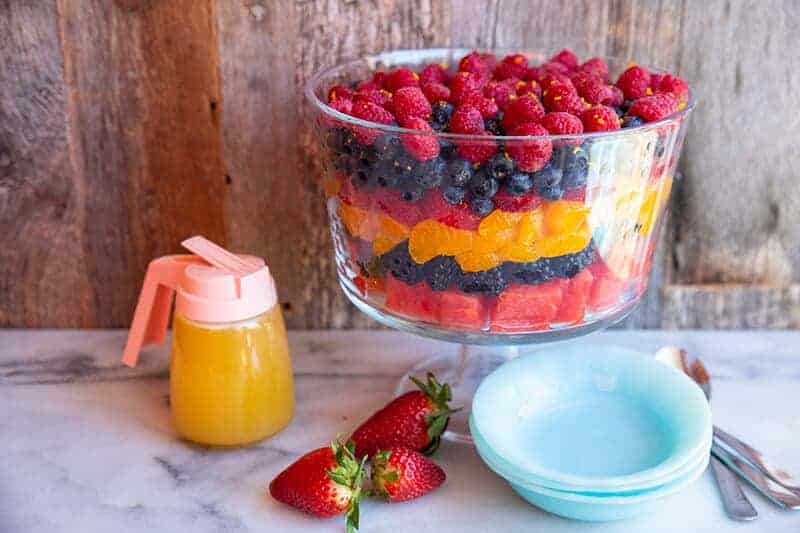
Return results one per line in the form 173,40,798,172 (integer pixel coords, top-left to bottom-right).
470,345,712,493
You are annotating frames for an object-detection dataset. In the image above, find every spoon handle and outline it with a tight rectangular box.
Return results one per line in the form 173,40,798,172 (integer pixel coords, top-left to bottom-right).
714,426,800,491
709,454,759,520
713,444,800,509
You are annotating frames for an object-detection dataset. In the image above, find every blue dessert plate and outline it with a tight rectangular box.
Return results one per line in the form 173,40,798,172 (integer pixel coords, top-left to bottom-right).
470,345,712,493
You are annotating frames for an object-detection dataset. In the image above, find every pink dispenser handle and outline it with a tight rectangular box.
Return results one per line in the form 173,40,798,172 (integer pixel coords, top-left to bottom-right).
121,255,193,367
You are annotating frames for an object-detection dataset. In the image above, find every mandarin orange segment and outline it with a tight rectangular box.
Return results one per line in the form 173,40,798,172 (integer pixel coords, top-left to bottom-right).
497,209,544,262
339,203,380,241
543,201,591,235
409,219,474,264
372,216,410,256
478,210,522,239
323,177,342,198
539,222,592,257
455,250,502,272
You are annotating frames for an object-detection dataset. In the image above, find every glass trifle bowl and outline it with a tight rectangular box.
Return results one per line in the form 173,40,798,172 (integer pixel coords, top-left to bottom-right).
306,48,694,441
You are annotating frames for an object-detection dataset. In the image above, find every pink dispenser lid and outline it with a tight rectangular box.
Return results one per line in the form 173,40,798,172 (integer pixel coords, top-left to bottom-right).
121,236,277,367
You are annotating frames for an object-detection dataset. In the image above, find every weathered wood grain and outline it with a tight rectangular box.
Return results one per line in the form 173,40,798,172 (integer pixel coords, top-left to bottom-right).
1,0,798,329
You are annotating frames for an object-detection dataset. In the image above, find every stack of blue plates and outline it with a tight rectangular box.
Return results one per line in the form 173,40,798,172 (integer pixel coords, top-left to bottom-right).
470,345,713,521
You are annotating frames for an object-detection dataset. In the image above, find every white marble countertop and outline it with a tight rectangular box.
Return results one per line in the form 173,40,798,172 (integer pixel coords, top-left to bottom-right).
1,329,799,532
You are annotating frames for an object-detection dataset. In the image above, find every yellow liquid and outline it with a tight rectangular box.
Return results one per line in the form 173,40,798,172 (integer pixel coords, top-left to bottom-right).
170,306,294,446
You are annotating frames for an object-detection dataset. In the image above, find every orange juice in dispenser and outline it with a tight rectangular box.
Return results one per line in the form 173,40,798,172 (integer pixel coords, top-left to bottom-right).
122,236,294,446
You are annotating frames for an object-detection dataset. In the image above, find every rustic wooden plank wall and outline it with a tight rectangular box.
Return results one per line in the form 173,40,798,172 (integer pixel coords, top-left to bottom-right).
1,0,798,329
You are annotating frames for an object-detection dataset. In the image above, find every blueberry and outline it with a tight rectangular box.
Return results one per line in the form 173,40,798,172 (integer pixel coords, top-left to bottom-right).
620,99,635,114
334,153,353,172
485,117,504,136
372,160,398,187
442,185,466,205
488,154,515,181
415,158,445,189
390,153,417,182
354,146,378,171
537,184,563,200
327,127,357,155
424,256,460,291
470,197,494,217
401,186,424,203
381,242,424,285
439,138,458,160
556,146,589,191
622,115,644,129
506,172,533,196
469,173,499,199
547,244,596,278
457,267,508,296
351,170,376,190
445,159,473,187
374,134,402,160
431,101,454,129
532,162,563,192
612,106,625,118
504,260,555,285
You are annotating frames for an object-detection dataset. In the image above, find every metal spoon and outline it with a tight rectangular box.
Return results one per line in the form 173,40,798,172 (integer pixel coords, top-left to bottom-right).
656,347,800,510
655,346,757,520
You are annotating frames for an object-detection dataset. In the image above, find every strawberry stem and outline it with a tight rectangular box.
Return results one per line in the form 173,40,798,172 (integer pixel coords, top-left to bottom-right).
410,373,460,455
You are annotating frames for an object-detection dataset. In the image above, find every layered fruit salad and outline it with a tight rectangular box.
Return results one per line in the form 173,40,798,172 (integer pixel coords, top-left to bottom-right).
313,49,691,334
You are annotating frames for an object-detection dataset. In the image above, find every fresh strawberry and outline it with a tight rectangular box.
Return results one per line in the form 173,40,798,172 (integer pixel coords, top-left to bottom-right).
419,63,448,85
370,447,446,502
506,122,553,172
393,86,432,122
581,105,621,132
400,117,439,161
270,440,367,533
350,372,456,457
494,53,529,80
501,94,545,131
385,68,420,92
616,64,651,100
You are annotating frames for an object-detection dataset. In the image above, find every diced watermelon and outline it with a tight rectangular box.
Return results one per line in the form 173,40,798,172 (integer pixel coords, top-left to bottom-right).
373,188,425,227
554,268,594,324
439,290,487,330
489,280,565,332
385,274,441,323
422,194,482,230
492,190,544,212
587,258,627,311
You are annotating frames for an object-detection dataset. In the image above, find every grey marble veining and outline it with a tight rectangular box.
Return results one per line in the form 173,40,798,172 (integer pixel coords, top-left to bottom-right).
1,330,799,532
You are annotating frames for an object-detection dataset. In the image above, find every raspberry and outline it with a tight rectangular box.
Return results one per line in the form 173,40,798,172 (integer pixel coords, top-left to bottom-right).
372,70,388,87
523,66,546,82
581,105,621,132
501,94,545,131
483,80,515,110
460,93,499,119
579,57,609,81
506,123,553,172
616,65,651,100
515,80,542,99
355,88,394,112
542,82,585,115
449,105,484,134
657,74,689,103
385,68,420,92
603,86,624,107
421,82,451,103
400,117,439,161
350,100,394,144
539,71,574,91
649,72,665,91
450,71,485,104
540,112,584,135
419,63,448,85
570,71,612,105
458,51,493,77
627,93,678,122
456,131,497,165
393,86,432,122
548,49,579,71
329,97,353,115
328,85,353,102
494,54,529,80
356,80,381,92
542,61,571,75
